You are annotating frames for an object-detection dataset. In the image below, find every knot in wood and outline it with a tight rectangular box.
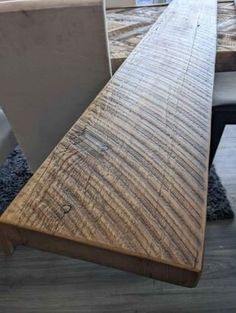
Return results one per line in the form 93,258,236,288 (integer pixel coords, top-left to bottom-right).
100,144,109,152
62,205,72,214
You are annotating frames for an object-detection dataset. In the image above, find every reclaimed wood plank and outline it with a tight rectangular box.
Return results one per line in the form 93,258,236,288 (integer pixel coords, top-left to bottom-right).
0,127,236,312
0,0,217,287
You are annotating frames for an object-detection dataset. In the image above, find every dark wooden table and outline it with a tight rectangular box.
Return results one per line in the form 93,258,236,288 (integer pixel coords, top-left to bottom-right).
107,0,236,72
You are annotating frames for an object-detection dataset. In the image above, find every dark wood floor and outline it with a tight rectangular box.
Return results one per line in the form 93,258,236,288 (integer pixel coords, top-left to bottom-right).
0,126,236,313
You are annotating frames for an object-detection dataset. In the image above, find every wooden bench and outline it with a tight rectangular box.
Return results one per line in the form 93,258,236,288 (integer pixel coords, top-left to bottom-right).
0,0,217,287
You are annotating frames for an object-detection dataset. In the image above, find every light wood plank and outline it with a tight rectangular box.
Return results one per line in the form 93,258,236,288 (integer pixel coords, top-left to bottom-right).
0,0,217,287
0,127,236,312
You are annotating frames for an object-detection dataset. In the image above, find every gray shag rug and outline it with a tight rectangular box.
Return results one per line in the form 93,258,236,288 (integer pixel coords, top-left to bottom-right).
0,146,234,221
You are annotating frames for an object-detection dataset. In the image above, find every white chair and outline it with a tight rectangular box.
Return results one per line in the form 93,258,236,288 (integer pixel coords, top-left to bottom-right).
0,107,16,166
0,0,111,171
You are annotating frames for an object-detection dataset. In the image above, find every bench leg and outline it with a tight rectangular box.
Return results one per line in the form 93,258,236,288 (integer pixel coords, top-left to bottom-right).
209,104,236,168
209,111,225,169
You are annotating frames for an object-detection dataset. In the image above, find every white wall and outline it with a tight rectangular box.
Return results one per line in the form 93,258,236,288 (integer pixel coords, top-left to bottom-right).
106,0,136,8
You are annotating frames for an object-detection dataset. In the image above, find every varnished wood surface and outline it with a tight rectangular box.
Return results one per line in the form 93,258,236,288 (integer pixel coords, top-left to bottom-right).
0,0,217,287
217,1,236,71
0,127,235,313
107,0,236,73
107,6,167,72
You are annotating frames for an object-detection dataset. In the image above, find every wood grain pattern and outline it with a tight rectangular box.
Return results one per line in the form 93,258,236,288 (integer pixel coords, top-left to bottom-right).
0,126,236,313
216,1,236,71
107,6,166,72
107,0,236,73
0,0,217,287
